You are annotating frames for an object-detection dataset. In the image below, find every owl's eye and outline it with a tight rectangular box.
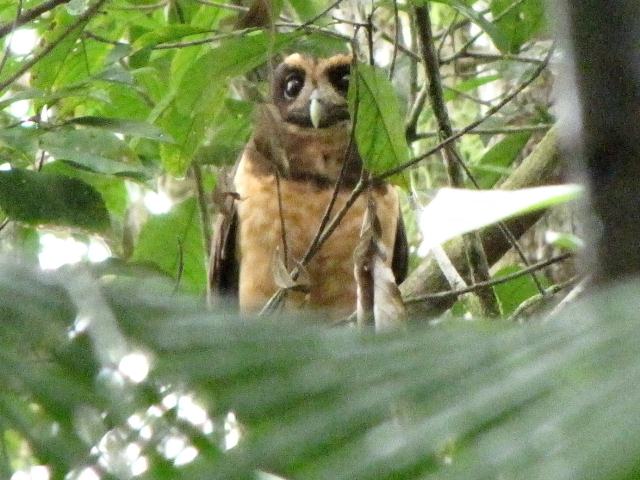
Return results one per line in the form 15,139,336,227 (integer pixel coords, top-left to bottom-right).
329,66,350,94
336,72,350,93
284,73,304,100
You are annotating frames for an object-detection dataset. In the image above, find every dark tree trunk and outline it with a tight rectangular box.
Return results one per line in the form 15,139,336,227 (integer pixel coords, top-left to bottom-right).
555,1,640,284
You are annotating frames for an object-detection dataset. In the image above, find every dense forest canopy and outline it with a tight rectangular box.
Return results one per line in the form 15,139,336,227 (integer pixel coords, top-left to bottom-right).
0,0,639,479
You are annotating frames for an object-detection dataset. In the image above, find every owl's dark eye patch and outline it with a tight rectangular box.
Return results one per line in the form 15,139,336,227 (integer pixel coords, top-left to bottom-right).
283,71,305,100
328,64,350,94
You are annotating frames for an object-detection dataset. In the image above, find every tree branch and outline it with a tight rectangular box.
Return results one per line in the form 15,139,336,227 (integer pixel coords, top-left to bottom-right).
405,253,571,304
415,4,499,316
0,0,71,39
400,127,561,320
0,0,107,94
381,46,552,179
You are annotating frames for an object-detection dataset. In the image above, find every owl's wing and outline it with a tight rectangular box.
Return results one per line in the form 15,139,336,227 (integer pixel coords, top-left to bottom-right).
391,210,409,285
208,181,240,307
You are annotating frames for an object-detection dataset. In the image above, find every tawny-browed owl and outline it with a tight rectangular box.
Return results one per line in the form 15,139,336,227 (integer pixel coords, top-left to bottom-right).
209,53,407,317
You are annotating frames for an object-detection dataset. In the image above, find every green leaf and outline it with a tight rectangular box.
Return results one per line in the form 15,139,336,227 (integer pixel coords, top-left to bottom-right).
429,0,511,52
443,74,500,102
418,184,583,253
131,25,212,52
0,168,109,231
29,10,84,91
348,64,409,174
174,30,300,114
43,161,128,218
66,117,175,143
0,127,40,165
545,231,585,252
491,0,546,53
471,132,532,188
39,128,147,177
132,198,206,293
493,264,549,316
161,31,299,175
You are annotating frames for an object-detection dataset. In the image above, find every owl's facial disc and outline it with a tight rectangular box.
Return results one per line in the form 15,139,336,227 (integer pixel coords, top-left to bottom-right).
273,56,351,129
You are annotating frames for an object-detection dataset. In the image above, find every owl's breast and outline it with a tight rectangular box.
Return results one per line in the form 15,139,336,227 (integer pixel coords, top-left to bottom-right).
234,152,399,317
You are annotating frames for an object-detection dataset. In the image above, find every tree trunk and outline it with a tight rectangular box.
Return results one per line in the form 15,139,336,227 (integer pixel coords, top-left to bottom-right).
554,1,640,284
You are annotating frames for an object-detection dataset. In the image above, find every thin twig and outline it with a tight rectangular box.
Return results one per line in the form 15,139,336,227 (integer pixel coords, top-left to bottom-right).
388,0,399,79
507,275,579,322
0,0,70,39
0,0,22,78
413,124,552,139
436,11,460,59
111,0,167,10
377,47,552,180
456,51,545,65
381,32,420,61
297,0,344,29
415,4,499,316
405,84,428,141
404,253,572,304
0,0,108,94
192,0,248,12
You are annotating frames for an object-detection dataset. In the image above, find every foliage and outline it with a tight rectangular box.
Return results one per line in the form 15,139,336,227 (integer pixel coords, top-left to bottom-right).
1,261,640,480
0,0,587,477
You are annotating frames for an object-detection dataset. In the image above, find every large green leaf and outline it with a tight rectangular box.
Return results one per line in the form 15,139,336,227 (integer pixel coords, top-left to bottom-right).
490,0,546,53
174,30,300,115
471,131,532,188
132,198,206,294
29,10,84,91
493,264,550,316
160,31,299,175
1,261,640,479
348,64,409,174
39,128,147,177
0,168,109,231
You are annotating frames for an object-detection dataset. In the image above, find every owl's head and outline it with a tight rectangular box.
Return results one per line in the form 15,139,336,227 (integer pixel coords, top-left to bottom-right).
272,53,351,129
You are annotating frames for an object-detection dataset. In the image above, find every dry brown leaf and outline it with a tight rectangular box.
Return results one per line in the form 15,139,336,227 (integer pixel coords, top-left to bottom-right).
354,196,405,330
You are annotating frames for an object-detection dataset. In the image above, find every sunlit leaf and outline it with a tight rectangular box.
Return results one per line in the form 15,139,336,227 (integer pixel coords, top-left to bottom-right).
545,231,585,252
418,185,583,254
491,0,546,53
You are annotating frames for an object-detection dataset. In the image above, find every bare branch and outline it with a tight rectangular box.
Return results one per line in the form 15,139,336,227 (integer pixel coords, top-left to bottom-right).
413,124,552,139
378,47,552,180
0,0,108,94
414,4,499,316
405,253,572,304
0,0,70,39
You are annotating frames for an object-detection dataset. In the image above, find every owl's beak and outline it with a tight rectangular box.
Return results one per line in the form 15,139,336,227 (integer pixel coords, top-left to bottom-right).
309,90,323,129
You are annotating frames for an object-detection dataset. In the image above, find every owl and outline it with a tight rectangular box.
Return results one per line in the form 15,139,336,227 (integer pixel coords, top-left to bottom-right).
209,53,407,317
